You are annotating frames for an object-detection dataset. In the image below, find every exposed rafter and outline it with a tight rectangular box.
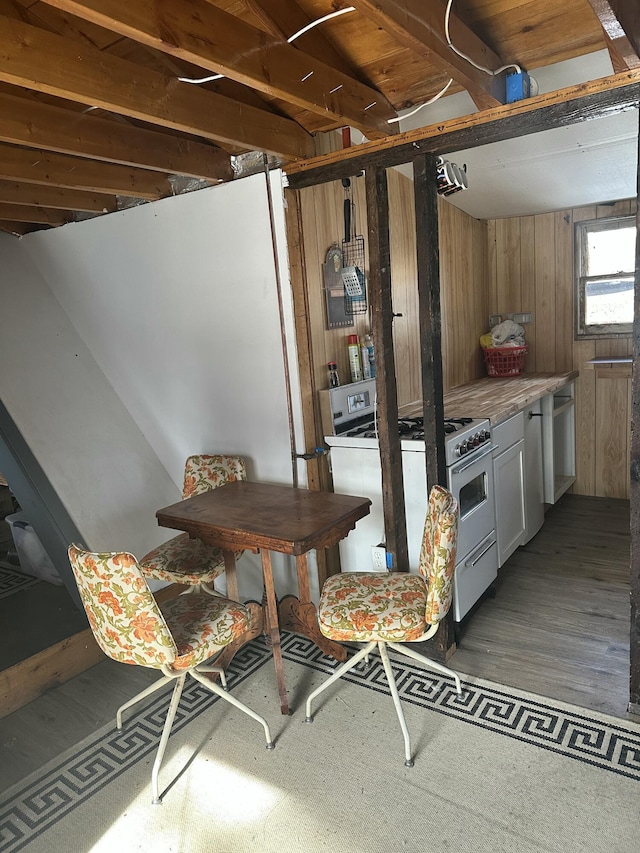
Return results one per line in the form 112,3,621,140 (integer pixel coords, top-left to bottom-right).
0,15,314,160
354,0,507,110
0,92,232,181
586,0,640,68
0,179,117,212
39,0,398,138
0,145,169,199
0,202,71,225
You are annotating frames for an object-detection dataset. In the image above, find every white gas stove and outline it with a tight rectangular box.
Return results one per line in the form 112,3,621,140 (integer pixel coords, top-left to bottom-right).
321,378,498,622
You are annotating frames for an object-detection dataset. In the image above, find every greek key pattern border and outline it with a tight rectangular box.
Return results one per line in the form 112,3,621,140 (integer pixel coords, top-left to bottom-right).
2,633,639,852
0,641,272,853
281,634,640,782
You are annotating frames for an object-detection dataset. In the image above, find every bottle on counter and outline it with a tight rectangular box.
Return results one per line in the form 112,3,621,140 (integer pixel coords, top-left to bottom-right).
347,334,363,383
327,361,340,388
364,333,375,378
360,337,371,380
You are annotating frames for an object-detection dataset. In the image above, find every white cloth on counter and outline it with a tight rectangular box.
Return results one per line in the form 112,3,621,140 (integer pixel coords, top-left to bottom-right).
491,319,525,347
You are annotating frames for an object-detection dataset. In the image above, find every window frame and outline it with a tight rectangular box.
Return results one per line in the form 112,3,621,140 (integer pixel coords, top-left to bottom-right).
574,213,636,339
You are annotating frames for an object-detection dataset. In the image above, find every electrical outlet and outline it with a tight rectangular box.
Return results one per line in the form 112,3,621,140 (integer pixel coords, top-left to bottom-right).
371,545,387,572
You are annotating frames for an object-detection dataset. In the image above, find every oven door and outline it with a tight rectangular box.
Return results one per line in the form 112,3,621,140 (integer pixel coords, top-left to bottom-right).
446,444,495,564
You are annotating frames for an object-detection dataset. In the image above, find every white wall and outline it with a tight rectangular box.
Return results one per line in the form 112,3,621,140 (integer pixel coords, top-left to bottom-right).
0,232,179,557
12,171,309,600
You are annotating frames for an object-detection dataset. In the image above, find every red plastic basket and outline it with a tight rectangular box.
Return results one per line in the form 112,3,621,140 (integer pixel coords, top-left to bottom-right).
482,345,527,377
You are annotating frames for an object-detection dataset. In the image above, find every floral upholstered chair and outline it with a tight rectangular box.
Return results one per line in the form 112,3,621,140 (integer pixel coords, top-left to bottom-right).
140,454,246,595
68,544,273,804
305,484,461,767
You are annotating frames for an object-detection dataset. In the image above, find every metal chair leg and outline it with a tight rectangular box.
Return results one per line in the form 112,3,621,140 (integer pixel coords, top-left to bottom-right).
190,669,274,750
378,642,414,767
116,674,174,730
388,641,462,695
305,641,376,722
152,674,186,804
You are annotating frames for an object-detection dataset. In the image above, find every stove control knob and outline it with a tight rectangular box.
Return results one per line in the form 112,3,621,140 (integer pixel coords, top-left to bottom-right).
472,433,480,446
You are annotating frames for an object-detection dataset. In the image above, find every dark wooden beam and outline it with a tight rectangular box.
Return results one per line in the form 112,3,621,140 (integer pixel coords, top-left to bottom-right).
630,114,640,714
365,166,409,572
413,152,454,661
413,155,447,490
285,70,640,189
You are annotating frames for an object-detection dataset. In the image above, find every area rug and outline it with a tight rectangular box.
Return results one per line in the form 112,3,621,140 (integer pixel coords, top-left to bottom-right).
0,565,40,600
2,633,639,853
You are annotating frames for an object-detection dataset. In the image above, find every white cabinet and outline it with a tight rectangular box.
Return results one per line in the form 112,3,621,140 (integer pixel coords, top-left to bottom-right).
541,382,576,504
523,398,545,544
492,412,526,568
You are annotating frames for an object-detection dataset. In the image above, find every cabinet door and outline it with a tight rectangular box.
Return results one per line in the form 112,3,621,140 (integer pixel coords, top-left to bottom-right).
493,439,526,567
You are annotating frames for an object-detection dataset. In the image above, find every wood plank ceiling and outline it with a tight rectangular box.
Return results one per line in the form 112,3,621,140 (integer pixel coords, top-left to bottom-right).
0,0,636,236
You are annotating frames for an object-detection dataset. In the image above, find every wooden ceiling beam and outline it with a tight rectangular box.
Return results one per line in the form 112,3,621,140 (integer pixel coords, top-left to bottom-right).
0,16,314,160
0,179,117,212
0,219,48,236
586,1,640,69
246,0,357,78
354,0,506,110
285,68,640,188
38,0,397,138
0,202,71,224
0,91,232,180
0,144,169,199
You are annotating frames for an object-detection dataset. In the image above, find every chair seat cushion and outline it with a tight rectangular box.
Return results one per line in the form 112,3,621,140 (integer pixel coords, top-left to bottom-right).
140,533,240,585
317,572,429,643
160,592,249,670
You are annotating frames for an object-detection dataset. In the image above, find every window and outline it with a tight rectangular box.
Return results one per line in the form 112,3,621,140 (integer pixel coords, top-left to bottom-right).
575,214,636,338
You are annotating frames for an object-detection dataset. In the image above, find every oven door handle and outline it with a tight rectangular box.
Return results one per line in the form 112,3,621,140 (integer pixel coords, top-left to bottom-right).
450,444,494,476
464,534,497,568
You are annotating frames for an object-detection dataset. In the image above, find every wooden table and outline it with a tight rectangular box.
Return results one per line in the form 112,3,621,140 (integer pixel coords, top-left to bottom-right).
156,481,371,715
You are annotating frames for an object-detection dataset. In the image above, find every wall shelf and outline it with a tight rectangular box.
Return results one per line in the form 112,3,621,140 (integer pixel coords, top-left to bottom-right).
585,358,632,379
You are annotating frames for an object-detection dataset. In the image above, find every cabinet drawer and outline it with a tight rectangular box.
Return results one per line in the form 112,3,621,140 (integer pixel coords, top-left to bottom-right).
492,411,524,453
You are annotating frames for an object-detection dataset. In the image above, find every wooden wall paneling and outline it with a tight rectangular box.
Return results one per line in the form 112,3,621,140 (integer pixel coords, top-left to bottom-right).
554,210,574,371
388,168,420,407
520,216,536,372
486,219,498,310
533,213,557,371
438,202,488,390
573,338,597,495
596,375,630,496
495,217,522,313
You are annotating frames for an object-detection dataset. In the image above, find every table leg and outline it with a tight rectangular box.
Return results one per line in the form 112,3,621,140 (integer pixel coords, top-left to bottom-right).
212,550,262,673
261,549,290,715
278,553,347,663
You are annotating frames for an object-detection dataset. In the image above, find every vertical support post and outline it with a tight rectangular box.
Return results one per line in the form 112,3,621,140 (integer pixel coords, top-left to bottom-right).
629,112,640,714
365,165,409,572
413,154,447,488
413,153,454,660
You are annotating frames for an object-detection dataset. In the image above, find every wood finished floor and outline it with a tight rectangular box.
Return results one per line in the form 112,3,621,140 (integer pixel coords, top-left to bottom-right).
0,494,633,792
453,493,631,719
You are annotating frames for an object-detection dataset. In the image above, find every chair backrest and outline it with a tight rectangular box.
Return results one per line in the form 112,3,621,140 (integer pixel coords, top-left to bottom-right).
68,544,177,668
182,454,247,499
418,485,459,625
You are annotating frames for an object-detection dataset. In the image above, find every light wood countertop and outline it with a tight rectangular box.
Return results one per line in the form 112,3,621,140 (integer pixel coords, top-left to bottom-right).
400,372,579,425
